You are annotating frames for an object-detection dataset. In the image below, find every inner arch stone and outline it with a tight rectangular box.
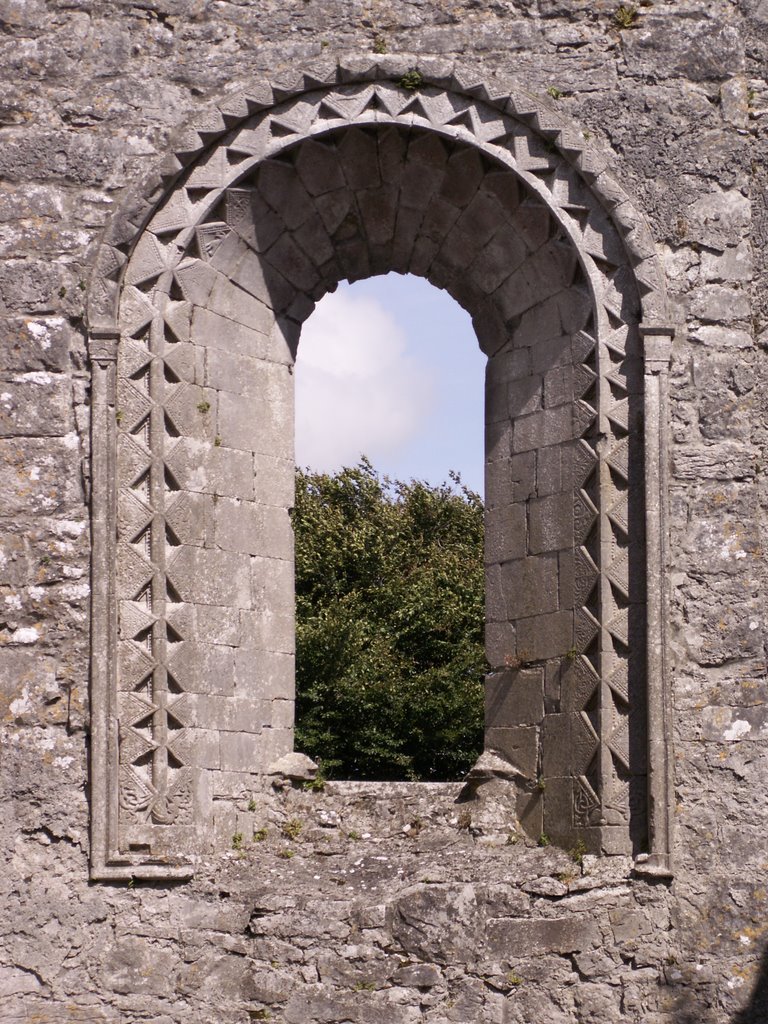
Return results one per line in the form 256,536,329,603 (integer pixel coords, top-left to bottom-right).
112,118,645,864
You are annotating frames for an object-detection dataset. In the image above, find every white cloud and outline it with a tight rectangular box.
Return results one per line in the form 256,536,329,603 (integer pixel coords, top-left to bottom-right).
295,288,434,471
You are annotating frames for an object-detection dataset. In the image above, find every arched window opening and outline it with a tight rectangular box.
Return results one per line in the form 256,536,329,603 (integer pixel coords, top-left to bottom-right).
293,274,486,781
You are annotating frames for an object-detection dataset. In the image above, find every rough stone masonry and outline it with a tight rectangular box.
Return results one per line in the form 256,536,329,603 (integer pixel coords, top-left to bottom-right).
1,0,768,1021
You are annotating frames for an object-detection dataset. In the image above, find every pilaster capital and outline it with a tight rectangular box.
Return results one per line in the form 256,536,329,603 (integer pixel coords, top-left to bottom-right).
88,324,120,365
640,324,675,373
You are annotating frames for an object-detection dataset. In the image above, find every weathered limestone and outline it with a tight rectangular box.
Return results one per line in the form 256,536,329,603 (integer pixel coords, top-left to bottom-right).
85,64,670,875
2,1,768,1021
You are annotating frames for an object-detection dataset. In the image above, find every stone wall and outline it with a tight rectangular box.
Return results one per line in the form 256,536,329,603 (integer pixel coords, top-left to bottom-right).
1,0,768,1021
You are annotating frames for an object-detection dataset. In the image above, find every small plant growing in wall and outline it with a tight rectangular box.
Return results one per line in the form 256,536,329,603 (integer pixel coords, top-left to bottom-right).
197,399,211,414
253,827,269,842
232,832,244,850
613,4,637,28
281,818,303,840
372,35,387,54
399,69,424,91
546,86,563,101
537,832,551,847
569,838,587,866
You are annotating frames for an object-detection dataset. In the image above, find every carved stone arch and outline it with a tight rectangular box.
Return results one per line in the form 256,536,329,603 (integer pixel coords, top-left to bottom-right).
88,59,674,881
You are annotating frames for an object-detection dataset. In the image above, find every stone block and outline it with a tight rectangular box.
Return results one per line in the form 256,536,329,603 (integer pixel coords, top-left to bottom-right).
485,724,538,776
0,437,80,516
700,705,768,743
166,640,236,696
621,12,745,83
516,610,573,662
0,650,57,723
294,138,346,196
507,375,542,417
471,231,529,295
264,233,320,292
224,186,284,253
291,213,336,269
0,316,72,372
528,491,573,554
542,712,599,778
338,128,381,191
377,125,407,184
484,504,527,564
0,377,71,437
536,444,562,497
501,555,559,619
690,284,750,323
254,452,295,509
228,246,295,317
234,647,294,704
357,186,398,247
192,307,290,364
485,562,506,626
184,693,263,732
214,498,293,559
700,241,752,284
542,776,573,840
209,272,275,334
166,438,255,499
205,347,272,397
187,728,222,769
251,553,294,616
485,667,544,729
512,405,572,455
167,547,252,609
487,916,599,957
220,730,264,772
218,387,293,460
258,159,314,228
418,196,462,244
485,418,512,466
485,620,517,670
440,148,485,208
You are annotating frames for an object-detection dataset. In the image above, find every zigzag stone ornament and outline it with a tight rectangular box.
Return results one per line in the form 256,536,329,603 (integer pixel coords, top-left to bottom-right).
88,59,673,880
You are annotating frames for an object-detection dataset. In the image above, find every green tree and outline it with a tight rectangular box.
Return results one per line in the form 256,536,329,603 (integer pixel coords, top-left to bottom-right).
293,459,486,780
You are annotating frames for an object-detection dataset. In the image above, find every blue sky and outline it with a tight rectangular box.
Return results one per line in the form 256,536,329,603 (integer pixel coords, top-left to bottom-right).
295,273,486,495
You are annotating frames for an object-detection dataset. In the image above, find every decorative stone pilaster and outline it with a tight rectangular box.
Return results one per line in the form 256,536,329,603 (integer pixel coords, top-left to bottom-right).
89,324,193,881
635,325,675,879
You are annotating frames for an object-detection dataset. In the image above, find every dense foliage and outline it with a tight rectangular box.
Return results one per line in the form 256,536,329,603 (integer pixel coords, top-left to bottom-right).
293,459,486,781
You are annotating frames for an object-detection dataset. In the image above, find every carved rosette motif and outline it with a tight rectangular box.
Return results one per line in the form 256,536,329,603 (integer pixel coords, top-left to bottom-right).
90,59,669,877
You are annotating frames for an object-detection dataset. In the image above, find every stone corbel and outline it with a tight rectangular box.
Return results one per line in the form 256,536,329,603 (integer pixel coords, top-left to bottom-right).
635,324,675,879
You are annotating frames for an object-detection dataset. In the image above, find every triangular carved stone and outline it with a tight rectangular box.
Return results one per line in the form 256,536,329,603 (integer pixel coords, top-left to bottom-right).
119,726,157,765
119,692,158,727
607,657,629,703
119,600,156,642
607,492,629,536
574,607,600,652
570,439,598,488
574,490,599,545
608,607,629,646
120,286,156,337
124,234,168,288
608,714,630,771
574,546,600,605
607,437,630,480
608,547,630,599
116,543,154,602
117,639,155,691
